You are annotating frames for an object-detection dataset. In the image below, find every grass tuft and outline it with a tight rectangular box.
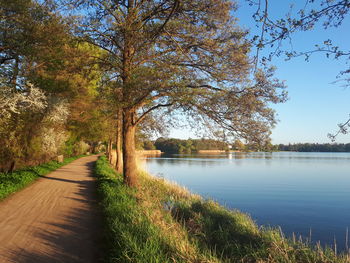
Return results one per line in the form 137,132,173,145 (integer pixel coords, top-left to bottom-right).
95,156,182,263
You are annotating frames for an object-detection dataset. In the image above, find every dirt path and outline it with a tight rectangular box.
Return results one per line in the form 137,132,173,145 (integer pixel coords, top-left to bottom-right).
0,155,101,263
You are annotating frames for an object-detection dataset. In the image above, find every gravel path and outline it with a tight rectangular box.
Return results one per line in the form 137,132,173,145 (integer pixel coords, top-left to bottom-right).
0,155,102,263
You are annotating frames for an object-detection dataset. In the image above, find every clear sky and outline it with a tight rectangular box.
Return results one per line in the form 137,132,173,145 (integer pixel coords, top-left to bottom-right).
170,0,350,144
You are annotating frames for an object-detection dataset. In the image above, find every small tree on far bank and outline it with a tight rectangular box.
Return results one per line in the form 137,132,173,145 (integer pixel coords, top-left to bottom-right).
233,140,246,151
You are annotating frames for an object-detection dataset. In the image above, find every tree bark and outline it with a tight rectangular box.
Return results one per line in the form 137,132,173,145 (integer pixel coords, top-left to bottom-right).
10,56,19,88
115,110,123,174
122,108,137,187
120,0,136,186
107,139,112,164
8,160,16,173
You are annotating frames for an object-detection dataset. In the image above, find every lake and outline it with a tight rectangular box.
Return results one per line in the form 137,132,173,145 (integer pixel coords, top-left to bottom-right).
142,152,350,251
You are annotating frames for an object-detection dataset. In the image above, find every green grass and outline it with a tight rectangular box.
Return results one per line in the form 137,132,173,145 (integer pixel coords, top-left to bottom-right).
0,155,84,200
95,156,350,263
94,156,185,263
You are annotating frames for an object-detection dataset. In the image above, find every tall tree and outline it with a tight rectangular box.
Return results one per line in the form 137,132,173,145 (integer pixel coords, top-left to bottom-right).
60,0,286,187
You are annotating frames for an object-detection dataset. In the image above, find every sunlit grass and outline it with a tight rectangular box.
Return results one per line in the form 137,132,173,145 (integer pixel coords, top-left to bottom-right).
0,155,84,200
95,156,350,263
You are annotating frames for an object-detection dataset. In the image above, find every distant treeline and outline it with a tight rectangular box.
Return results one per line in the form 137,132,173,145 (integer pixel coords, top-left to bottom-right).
278,143,350,152
148,139,350,153
154,138,229,153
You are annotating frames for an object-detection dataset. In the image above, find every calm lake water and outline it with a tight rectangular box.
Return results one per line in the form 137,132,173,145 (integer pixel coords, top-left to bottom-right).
142,152,350,251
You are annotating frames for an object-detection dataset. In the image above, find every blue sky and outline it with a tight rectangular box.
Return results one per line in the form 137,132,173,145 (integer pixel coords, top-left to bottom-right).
170,0,350,144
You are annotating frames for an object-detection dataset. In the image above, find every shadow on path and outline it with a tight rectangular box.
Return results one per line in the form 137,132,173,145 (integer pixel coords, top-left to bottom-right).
2,158,102,263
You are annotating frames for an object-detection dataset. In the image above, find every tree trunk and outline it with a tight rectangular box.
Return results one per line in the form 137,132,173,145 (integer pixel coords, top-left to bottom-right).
10,56,19,88
120,0,136,186
115,111,123,174
122,108,137,187
8,160,16,173
89,143,94,154
108,139,112,164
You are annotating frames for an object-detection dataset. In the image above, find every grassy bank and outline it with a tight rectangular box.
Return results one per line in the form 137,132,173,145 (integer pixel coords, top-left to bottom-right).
0,155,84,200
94,156,350,263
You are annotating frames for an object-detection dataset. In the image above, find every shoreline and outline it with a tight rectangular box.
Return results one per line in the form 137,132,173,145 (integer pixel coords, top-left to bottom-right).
95,156,348,263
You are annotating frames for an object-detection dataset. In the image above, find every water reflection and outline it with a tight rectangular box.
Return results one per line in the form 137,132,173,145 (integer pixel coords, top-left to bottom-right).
143,152,350,251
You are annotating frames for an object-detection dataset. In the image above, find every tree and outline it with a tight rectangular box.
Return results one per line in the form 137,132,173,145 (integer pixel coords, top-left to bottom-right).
233,139,246,151
0,0,70,90
0,0,108,170
248,0,350,139
0,0,70,170
61,43,110,152
59,0,286,187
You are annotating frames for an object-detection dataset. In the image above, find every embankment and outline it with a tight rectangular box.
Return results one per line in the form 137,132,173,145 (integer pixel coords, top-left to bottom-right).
94,156,349,263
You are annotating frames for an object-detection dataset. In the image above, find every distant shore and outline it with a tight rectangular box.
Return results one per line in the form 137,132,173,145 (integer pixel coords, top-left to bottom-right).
197,150,227,154
136,150,162,156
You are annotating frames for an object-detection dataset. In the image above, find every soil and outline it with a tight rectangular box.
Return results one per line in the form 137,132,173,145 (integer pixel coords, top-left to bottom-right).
0,155,102,263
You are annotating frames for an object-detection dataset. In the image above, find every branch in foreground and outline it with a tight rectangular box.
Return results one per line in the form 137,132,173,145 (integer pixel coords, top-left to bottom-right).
135,103,173,125
328,116,350,141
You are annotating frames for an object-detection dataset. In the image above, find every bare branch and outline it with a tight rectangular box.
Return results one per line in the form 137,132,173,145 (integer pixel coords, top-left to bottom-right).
135,102,173,125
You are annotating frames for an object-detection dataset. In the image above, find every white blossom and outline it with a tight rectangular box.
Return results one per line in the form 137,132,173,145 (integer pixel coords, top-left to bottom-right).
41,127,68,156
0,83,47,119
45,99,69,124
